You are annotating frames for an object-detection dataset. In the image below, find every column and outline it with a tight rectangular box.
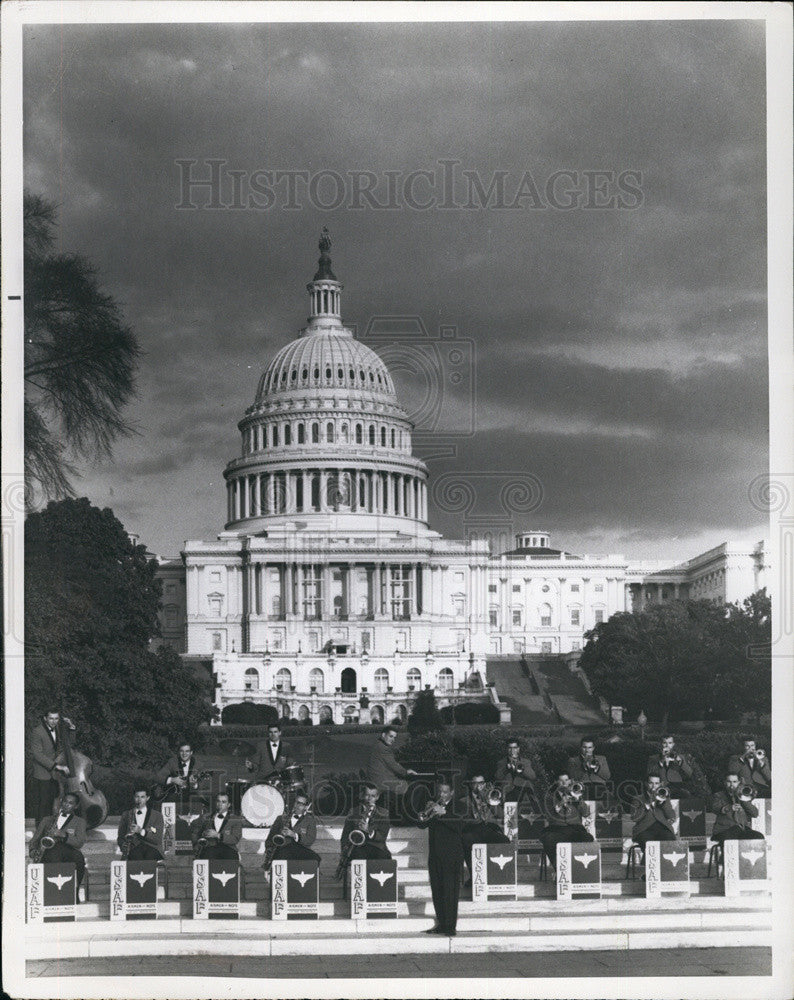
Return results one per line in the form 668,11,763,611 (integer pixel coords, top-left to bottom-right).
187,565,198,616
320,470,328,512
372,564,380,617
296,564,304,619
420,564,430,618
342,564,351,618
255,473,262,516
300,470,309,513
410,564,418,616
322,565,332,619
284,563,294,616
351,470,358,511
386,474,393,515
267,474,275,515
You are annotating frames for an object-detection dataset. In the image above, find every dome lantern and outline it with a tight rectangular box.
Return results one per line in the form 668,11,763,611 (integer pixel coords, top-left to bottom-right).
306,227,342,324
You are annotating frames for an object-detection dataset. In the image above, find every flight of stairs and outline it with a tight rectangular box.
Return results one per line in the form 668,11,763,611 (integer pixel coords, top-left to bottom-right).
25,817,771,959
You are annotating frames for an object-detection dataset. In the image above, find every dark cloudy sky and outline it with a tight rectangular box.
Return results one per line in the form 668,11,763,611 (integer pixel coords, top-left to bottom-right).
23,18,768,561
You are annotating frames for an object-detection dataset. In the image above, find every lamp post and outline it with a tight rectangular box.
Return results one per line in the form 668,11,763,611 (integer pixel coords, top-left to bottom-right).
637,709,647,741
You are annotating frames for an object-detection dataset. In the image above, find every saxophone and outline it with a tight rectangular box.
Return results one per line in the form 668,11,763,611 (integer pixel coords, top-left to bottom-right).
335,804,375,880
30,818,59,863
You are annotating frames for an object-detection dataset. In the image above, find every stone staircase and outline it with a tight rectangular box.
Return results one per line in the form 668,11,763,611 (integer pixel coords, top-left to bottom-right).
25,817,771,960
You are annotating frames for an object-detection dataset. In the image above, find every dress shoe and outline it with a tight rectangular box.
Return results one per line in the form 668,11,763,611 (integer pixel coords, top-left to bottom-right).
446,929,457,936
423,925,443,934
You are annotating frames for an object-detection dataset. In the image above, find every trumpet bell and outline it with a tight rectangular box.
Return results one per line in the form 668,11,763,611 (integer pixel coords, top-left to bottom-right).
740,784,755,800
571,782,584,796
656,786,670,800
40,835,55,850
487,788,503,806
348,828,367,846
272,833,286,847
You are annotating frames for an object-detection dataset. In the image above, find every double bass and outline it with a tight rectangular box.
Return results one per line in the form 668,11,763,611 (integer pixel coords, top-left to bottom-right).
54,717,108,830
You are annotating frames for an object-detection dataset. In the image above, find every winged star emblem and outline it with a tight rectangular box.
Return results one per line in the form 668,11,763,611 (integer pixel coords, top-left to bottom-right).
211,870,237,887
290,871,315,887
741,849,764,867
369,870,394,887
519,811,541,824
575,853,597,869
490,854,513,871
662,851,687,867
598,809,619,823
682,809,702,823
130,872,154,888
47,873,73,891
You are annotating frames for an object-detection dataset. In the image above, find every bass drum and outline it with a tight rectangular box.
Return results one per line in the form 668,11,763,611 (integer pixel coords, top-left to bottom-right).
241,782,285,827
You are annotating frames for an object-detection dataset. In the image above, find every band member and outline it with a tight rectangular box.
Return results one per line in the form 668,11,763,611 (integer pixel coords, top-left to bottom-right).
29,709,72,824
630,776,677,847
116,788,165,861
460,775,510,884
245,724,291,782
539,773,594,869
29,792,87,889
191,793,242,861
365,726,418,817
155,742,207,808
710,773,765,843
646,735,695,797
494,740,537,802
728,739,771,797
264,791,320,867
340,783,392,863
418,780,464,937
566,738,611,800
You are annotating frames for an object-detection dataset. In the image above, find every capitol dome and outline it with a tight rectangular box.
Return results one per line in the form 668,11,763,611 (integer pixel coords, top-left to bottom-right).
222,229,430,532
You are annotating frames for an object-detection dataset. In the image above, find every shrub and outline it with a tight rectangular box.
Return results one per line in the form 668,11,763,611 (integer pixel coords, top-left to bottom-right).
439,702,500,725
221,702,279,726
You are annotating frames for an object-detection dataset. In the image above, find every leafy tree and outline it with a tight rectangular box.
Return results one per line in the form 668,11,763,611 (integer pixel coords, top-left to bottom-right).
25,498,214,767
407,689,445,734
579,593,771,728
24,193,140,503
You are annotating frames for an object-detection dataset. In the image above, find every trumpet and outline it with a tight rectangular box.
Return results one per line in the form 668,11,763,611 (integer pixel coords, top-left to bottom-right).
487,785,502,807
418,799,447,823
739,784,755,801
654,785,670,802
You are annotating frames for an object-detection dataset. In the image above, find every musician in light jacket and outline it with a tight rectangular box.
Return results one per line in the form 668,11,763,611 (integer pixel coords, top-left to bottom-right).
264,791,320,866
116,788,164,861
29,792,87,888
28,709,72,823
710,773,765,843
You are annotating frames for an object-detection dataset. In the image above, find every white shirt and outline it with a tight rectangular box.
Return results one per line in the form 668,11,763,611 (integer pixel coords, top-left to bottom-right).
47,727,58,745
214,813,226,832
56,812,69,829
135,809,146,828
270,743,279,758
290,814,299,828
180,760,191,776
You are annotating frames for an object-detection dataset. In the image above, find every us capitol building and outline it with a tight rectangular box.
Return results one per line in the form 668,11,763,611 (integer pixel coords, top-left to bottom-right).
154,231,769,726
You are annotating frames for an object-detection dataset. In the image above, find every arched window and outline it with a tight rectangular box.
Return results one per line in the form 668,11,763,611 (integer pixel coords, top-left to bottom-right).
391,428,396,448
309,667,324,693
406,667,421,690
340,423,349,443
244,667,259,691
380,427,386,446
325,366,332,380
284,424,291,445
319,705,333,724
311,422,319,444
272,425,279,447
394,704,407,723
373,668,389,694
370,705,384,724
437,667,454,692
355,424,363,444
275,667,292,691
341,667,357,694
368,425,375,445
540,603,552,628
326,422,335,443
337,367,343,380
297,423,305,444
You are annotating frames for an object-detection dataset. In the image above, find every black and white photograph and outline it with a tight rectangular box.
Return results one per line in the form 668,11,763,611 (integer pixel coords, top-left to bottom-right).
2,2,792,999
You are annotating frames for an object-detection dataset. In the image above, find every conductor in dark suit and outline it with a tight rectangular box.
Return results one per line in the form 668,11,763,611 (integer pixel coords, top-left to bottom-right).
630,776,677,848
710,773,765,843
418,780,465,937
191,792,243,861
117,788,165,861
246,724,291,782
566,738,611,800
29,792,87,889
264,791,320,866
28,709,72,823
494,740,537,802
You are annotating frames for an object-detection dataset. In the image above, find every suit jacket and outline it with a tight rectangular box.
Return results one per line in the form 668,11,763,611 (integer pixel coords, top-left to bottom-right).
566,754,611,786
190,811,243,850
543,786,590,828
341,804,390,849
646,751,694,786
366,738,409,791
711,790,759,837
266,810,318,850
630,793,676,836
457,793,501,828
494,756,536,793
418,800,465,862
249,741,291,781
30,811,87,855
117,806,165,853
728,754,771,792
29,721,61,781
156,754,206,786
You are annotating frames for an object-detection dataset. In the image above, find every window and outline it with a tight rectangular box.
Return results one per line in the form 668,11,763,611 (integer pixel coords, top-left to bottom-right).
571,641,581,651
541,584,550,593
389,566,411,620
512,584,521,593
341,423,349,443
311,423,319,443
540,603,552,627
570,608,581,626
488,584,498,593
407,667,421,690
594,583,604,593
456,632,466,651
541,641,552,654
212,632,222,651
437,668,454,692
309,667,324,693
368,425,375,445
512,609,522,627
489,609,499,627
570,583,580,593
272,425,279,447
302,566,322,620
244,667,259,691
326,422,335,443
380,427,386,446
373,668,389,694
284,424,291,445
275,667,292,691
594,609,604,624
453,597,465,618
391,429,395,448
297,423,305,444
355,424,363,444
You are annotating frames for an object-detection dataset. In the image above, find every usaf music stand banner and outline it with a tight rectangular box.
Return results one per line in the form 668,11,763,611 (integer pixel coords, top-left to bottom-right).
27,863,77,923
556,842,602,900
160,802,177,857
645,840,690,898
678,798,707,846
751,799,772,839
110,861,159,920
723,839,769,897
193,859,240,919
472,843,517,903
271,859,319,920
503,801,544,850
350,859,398,918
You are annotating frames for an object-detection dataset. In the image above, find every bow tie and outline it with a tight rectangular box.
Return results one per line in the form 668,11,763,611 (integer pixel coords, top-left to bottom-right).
217,813,226,820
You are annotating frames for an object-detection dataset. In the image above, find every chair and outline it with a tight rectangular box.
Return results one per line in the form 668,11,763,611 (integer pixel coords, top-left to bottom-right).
625,843,644,880
538,850,553,881
706,842,723,878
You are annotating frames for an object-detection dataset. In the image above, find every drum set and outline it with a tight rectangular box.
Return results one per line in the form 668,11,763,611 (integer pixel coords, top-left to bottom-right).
219,739,306,827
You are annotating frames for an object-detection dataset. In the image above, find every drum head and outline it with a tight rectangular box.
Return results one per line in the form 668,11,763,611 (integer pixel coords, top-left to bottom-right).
241,783,285,827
